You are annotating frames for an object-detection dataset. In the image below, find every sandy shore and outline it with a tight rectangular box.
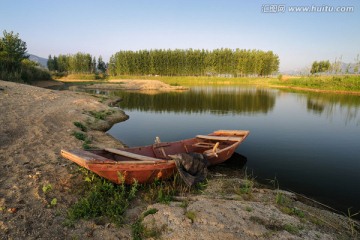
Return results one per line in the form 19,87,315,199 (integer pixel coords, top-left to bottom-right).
0,80,357,239
0,80,129,239
42,78,189,92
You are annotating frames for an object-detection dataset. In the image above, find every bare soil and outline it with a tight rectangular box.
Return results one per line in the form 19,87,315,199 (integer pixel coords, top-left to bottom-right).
0,80,130,239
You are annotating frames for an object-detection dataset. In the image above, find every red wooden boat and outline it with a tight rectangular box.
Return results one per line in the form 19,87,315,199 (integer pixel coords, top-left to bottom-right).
60,130,249,184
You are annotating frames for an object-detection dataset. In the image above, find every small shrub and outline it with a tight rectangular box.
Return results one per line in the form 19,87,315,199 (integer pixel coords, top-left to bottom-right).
292,208,305,218
185,211,196,223
82,138,92,150
143,208,158,217
180,201,189,209
88,110,114,120
67,178,139,226
141,174,190,204
42,184,53,194
245,206,253,212
73,122,87,132
50,198,57,207
72,131,86,141
284,224,301,235
132,219,144,240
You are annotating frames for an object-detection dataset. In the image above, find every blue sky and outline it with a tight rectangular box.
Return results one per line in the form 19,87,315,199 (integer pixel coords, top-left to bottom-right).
1,0,359,72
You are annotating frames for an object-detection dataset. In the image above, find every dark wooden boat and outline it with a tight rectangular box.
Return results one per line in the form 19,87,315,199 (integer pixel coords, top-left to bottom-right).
61,130,249,184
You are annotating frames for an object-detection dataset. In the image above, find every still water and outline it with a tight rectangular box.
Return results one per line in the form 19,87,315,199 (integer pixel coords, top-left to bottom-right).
104,86,360,214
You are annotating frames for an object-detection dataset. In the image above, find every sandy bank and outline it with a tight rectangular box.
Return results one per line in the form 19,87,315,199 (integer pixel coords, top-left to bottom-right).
43,79,189,92
0,80,129,238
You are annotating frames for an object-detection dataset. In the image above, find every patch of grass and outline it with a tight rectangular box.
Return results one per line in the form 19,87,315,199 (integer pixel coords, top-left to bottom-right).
88,110,114,120
193,180,208,194
132,218,166,240
275,192,288,205
82,138,92,150
185,211,196,223
268,177,291,206
109,74,360,93
141,174,191,204
232,169,255,199
277,75,360,92
72,131,86,141
71,131,92,149
56,73,108,81
278,206,305,219
66,177,139,226
132,208,164,240
49,198,57,207
109,75,272,87
347,208,360,238
180,200,189,209
73,121,87,132
143,208,158,217
237,179,253,195
250,216,302,235
291,208,305,218
42,183,53,194
132,219,145,240
284,223,302,235
245,206,253,212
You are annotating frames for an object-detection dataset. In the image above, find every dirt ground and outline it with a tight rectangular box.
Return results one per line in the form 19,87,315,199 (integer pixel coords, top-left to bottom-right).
0,80,130,239
0,80,358,239
48,78,188,91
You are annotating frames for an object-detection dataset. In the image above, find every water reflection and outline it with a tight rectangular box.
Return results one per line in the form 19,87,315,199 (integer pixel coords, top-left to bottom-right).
208,153,247,178
305,93,360,125
101,85,360,215
94,86,276,115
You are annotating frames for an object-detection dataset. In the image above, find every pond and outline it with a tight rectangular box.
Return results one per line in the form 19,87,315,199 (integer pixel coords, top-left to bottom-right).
100,86,360,215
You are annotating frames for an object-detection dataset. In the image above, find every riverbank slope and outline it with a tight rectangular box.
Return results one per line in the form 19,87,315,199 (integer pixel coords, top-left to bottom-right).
0,80,129,238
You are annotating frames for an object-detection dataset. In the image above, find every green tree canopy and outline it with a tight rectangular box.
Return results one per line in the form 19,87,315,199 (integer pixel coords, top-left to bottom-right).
0,30,50,82
108,48,280,77
0,30,28,71
311,60,330,74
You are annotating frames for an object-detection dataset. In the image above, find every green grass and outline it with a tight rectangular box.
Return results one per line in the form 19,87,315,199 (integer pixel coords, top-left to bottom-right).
66,176,138,226
276,75,360,92
73,121,87,132
88,110,114,120
60,73,360,93
109,74,271,86
42,183,53,194
185,211,196,223
72,128,92,149
284,223,302,235
72,131,87,141
54,73,108,81
108,74,360,92
141,174,190,204
82,139,92,150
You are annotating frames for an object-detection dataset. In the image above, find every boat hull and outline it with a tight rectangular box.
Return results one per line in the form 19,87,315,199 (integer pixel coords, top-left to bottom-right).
61,130,249,184
61,149,176,184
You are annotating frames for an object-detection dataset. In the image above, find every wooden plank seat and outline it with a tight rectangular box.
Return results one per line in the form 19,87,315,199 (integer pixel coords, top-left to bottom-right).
105,148,168,163
192,142,216,148
196,135,243,142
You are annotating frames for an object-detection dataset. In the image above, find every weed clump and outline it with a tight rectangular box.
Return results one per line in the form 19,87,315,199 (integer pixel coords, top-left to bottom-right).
73,121,87,132
66,175,138,226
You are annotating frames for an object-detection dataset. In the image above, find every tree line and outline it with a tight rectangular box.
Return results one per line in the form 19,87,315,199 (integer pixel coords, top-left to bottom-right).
47,53,106,74
0,30,50,82
108,49,279,77
310,56,360,75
